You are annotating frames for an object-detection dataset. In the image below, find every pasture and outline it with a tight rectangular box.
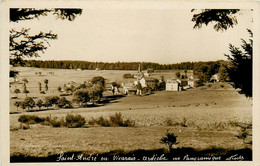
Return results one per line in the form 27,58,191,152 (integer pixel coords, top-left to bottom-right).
9,67,252,161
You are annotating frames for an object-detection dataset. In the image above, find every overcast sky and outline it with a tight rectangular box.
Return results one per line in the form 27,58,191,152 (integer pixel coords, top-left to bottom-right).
10,8,253,64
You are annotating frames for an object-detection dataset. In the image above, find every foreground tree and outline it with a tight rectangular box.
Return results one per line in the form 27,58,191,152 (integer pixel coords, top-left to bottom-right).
192,9,240,32
218,61,232,82
225,30,252,97
192,9,252,97
10,8,82,76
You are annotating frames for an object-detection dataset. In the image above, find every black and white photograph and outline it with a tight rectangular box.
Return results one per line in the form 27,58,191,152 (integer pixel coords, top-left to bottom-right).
1,0,260,165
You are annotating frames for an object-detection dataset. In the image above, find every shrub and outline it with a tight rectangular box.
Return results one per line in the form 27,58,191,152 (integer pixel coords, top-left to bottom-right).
220,84,225,88
19,123,30,130
207,84,212,87
17,114,86,128
89,113,135,127
18,115,45,124
160,130,179,152
49,117,65,127
123,73,134,79
64,114,86,128
89,116,110,127
165,118,188,127
165,118,174,126
109,112,124,127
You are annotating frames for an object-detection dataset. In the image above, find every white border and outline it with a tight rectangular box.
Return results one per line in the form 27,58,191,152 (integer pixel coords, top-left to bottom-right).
1,1,259,166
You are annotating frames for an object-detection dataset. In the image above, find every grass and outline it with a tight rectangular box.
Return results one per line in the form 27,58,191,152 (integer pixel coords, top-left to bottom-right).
9,67,252,160
10,126,251,158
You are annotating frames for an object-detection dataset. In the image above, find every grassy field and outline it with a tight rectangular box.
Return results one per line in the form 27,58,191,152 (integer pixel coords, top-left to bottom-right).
9,67,252,161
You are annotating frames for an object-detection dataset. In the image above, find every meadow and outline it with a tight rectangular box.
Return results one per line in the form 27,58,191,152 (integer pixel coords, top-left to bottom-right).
9,67,252,161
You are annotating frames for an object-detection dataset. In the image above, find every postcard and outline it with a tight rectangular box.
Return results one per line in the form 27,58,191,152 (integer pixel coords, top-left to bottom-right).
1,0,259,165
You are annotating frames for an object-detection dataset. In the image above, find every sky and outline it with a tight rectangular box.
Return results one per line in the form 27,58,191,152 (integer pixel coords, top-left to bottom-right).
10,8,253,64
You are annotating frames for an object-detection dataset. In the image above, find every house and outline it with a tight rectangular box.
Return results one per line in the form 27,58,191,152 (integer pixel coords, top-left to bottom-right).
187,75,199,88
144,72,150,77
210,74,219,82
121,82,137,95
134,77,158,89
177,79,188,87
166,79,180,91
188,79,195,87
77,68,82,71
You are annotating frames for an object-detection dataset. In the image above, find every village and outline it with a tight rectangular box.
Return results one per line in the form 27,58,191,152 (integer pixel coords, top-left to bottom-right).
9,63,222,103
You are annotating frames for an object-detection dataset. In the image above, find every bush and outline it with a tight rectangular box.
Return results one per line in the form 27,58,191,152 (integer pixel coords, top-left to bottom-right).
19,123,30,130
17,114,86,128
165,118,187,127
18,115,45,124
123,73,134,79
109,112,124,127
165,118,174,126
89,116,110,127
49,117,65,127
89,112,135,127
207,84,212,87
64,114,86,128
220,84,225,88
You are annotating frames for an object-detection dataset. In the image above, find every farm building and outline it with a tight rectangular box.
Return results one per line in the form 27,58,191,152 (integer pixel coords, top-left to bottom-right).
177,79,188,87
188,80,195,87
134,77,158,88
166,79,180,91
121,82,137,95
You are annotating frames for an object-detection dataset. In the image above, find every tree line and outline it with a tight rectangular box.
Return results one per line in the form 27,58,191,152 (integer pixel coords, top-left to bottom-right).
23,60,198,70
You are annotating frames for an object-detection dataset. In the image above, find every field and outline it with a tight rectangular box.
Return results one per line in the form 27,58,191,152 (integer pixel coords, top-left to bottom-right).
9,67,252,162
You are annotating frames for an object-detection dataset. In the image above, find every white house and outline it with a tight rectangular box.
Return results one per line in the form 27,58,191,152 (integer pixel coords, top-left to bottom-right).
210,74,219,82
188,80,195,87
166,79,180,91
